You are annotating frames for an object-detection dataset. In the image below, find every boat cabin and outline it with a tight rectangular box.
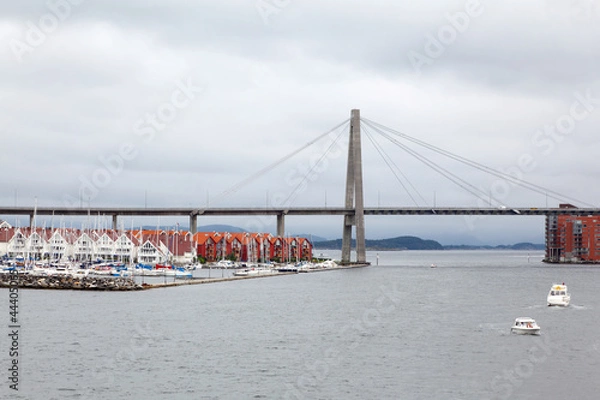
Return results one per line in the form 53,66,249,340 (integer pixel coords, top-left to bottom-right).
549,284,567,296
514,318,535,328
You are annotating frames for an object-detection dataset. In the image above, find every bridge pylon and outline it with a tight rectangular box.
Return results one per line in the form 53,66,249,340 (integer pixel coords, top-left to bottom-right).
341,109,366,264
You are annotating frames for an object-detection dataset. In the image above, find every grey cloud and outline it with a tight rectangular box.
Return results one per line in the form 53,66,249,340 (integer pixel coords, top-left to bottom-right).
0,0,598,243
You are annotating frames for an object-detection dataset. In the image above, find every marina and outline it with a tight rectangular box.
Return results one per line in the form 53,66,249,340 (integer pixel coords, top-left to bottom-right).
0,259,369,290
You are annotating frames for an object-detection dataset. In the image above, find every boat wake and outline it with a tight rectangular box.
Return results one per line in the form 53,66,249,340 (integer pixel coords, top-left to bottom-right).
477,322,508,335
526,304,546,309
569,304,588,310
543,303,587,310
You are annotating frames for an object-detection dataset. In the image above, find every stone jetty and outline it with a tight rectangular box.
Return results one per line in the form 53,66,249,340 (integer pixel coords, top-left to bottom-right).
0,273,143,291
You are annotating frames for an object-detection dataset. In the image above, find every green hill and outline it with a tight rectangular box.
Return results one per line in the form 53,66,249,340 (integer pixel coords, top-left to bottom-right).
314,236,443,250
443,242,544,250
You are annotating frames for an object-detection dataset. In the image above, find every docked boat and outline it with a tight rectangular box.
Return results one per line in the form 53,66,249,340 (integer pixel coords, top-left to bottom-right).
174,268,193,279
72,269,91,277
233,267,277,276
215,259,237,269
511,317,541,335
184,263,202,270
313,260,337,269
154,264,176,276
49,265,74,276
547,283,570,306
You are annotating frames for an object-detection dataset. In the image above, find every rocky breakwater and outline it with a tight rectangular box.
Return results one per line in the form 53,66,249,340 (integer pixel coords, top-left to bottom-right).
0,273,144,291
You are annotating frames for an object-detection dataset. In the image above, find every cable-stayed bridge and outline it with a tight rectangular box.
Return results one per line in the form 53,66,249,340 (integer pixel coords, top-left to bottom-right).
2,110,598,264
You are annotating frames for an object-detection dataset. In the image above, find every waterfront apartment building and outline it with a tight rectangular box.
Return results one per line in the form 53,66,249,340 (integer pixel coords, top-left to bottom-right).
545,204,600,263
0,222,313,264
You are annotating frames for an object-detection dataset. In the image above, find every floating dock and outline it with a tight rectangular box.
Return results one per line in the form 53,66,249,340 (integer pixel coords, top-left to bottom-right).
0,263,370,291
145,263,370,289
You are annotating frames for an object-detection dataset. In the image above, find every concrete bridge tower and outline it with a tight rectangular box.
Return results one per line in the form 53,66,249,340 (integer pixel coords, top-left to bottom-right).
341,109,367,264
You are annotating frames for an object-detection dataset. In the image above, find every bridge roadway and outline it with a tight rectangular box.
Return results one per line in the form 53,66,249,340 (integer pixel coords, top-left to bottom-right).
2,206,600,237
1,206,600,217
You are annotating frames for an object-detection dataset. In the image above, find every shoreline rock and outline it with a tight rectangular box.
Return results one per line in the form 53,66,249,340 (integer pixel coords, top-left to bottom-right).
0,273,144,291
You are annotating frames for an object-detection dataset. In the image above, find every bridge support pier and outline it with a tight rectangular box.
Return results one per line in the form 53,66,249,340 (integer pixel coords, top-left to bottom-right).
277,213,285,237
189,215,197,234
112,214,118,230
341,109,366,264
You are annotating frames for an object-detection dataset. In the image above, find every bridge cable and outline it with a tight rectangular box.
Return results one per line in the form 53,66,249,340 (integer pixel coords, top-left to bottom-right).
213,118,350,205
364,117,594,207
363,118,595,207
282,122,349,206
364,120,500,205
362,124,425,206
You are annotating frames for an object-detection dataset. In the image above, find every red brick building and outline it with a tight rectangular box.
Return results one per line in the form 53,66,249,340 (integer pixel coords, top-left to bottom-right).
545,204,600,263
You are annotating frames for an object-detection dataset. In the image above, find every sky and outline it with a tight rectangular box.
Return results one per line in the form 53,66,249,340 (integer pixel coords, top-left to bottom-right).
1,0,599,245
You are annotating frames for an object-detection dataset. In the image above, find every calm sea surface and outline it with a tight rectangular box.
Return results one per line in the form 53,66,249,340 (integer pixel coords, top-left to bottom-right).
3,250,600,400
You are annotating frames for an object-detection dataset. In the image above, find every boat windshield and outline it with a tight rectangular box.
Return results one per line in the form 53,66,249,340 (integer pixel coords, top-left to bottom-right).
516,320,535,327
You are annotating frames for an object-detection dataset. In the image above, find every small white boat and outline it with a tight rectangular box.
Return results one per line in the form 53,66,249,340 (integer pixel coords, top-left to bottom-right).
49,266,74,276
72,269,91,277
233,267,277,276
511,317,541,335
215,259,237,269
547,283,570,306
174,268,193,279
313,260,337,269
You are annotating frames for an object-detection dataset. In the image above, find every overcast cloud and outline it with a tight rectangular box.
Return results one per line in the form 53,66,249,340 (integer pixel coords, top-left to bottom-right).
1,0,599,245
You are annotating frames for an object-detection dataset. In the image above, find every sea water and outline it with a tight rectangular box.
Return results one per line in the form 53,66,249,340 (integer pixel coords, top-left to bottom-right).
3,250,600,400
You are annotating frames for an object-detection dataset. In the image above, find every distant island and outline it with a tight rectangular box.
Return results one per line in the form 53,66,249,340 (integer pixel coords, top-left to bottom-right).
140,224,543,250
313,236,544,251
313,236,442,250
442,242,545,251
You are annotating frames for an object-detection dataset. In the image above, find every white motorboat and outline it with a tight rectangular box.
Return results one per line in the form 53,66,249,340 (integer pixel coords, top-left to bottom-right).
49,265,74,276
547,283,570,306
174,268,193,279
233,267,277,276
511,317,541,335
313,260,338,269
157,268,176,276
215,259,237,269
72,269,91,277
184,263,202,270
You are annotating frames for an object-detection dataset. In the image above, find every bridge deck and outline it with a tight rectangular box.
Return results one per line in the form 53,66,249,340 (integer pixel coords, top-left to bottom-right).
1,206,599,217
